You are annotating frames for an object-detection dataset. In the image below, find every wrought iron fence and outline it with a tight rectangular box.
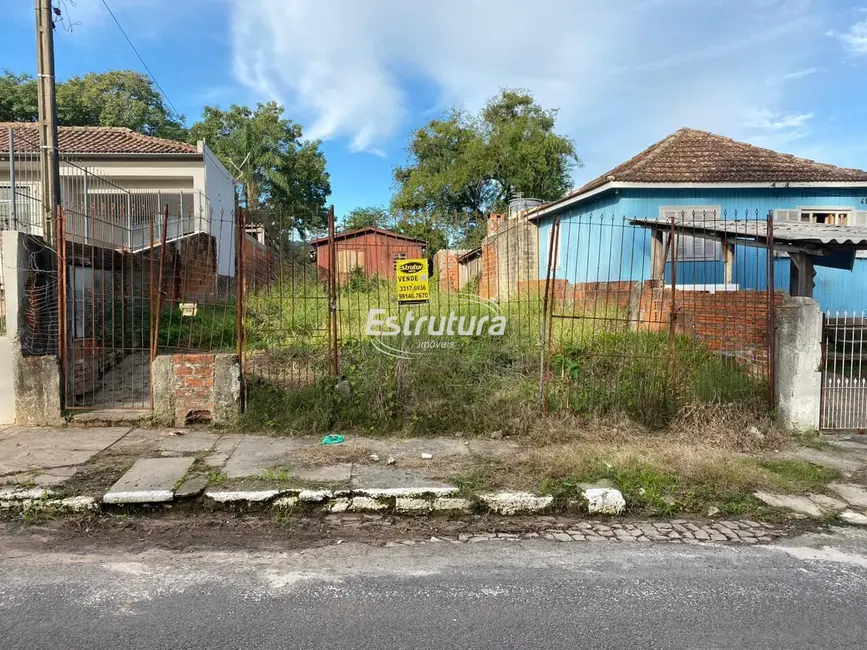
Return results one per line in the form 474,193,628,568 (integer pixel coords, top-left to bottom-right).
821,311,867,431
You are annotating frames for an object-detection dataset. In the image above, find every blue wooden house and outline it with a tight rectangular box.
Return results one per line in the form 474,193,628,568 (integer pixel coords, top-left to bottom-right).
529,128,867,314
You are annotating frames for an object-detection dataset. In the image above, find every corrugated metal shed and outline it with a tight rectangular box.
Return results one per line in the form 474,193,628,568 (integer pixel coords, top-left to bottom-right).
630,217,867,249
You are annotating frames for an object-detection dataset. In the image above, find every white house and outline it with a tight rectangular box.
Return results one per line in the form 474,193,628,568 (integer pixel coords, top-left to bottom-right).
0,123,237,277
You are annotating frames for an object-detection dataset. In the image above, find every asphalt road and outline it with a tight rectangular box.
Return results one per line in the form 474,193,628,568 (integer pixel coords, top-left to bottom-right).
3,528,867,649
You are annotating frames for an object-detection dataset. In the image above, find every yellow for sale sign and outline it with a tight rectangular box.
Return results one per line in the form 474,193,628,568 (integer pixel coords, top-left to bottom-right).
396,259,430,305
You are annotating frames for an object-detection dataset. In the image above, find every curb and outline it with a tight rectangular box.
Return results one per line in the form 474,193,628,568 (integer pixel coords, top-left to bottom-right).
0,486,627,517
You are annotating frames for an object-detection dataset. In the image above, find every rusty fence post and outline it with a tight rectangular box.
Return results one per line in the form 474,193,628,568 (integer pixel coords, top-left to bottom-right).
327,205,339,376
667,211,679,413
151,204,169,363
538,214,561,411
236,208,246,371
56,206,67,405
766,209,776,406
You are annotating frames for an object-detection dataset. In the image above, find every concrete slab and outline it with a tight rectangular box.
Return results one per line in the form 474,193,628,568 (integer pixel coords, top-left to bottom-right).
351,464,455,490
829,484,867,509
378,438,471,459
175,475,208,499
753,491,828,518
106,429,164,455
294,465,352,484
0,428,130,476
32,466,79,487
808,494,849,511
222,437,309,479
157,431,220,454
103,457,195,504
781,448,866,473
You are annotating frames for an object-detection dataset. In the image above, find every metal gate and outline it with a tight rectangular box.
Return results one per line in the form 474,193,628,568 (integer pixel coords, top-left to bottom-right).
821,312,867,430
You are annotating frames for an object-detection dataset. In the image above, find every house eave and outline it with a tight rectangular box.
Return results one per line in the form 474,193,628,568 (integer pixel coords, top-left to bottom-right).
528,180,867,222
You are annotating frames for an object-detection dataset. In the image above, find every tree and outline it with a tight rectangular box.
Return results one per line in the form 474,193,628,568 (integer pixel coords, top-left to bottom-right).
342,205,449,257
190,102,331,238
0,70,187,139
342,206,389,231
392,89,580,245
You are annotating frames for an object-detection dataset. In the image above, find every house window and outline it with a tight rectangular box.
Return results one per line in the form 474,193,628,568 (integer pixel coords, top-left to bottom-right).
337,249,365,273
776,207,867,257
0,185,35,229
659,207,721,262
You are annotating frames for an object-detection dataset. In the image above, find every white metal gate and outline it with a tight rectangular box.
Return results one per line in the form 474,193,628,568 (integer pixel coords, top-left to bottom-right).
821,312,867,431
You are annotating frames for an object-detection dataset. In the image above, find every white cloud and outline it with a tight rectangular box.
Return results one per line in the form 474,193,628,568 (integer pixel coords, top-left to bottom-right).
228,0,822,173
828,19,867,55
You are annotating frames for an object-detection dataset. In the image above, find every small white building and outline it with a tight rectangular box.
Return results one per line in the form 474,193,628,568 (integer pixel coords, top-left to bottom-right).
0,123,237,277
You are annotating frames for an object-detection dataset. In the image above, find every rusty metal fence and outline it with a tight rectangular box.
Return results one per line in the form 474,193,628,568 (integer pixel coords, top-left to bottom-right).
238,205,778,429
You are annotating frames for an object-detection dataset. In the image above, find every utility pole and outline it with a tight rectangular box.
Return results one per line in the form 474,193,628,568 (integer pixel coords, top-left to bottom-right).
35,0,60,246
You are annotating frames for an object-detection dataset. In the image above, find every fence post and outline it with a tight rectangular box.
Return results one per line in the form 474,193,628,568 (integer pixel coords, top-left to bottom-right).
8,128,16,229
775,297,822,430
327,205,339,376
236,207,245,368
766,209,776,406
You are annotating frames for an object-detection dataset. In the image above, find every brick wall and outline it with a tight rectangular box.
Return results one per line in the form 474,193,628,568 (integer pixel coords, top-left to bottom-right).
478,216,538,301
433,249,466,292
242,233,275,292
173,353,216,424
69,339,123,398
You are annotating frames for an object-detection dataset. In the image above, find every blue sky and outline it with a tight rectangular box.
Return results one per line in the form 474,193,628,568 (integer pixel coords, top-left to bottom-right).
4,0,867,217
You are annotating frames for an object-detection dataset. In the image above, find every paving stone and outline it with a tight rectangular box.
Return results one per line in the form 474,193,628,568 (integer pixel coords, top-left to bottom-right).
223,437,309,479
672,524,689,533
808,494,849,511
753,492,829,518
840,510,867,526
570,534,586,542
741,537,758,544
694,529,710,541
158,431,220,454
636,536,650,542
351,465,454,491
782,447,865,473
829,484,867,509
174,475,207,499
103,457,195,504
739,529,755,538
295,465,352,484
598,530,614,537
586,534,607,542
710,532,728,542
720,521,741,530
667,531,681,540
553,532,573,542
0,427,130,476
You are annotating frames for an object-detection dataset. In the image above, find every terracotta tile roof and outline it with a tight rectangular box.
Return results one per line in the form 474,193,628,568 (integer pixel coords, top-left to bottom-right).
571,127,867,199
0,122,198,155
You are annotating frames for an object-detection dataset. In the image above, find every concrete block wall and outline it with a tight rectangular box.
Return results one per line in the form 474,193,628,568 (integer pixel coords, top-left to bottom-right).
775,297,822,431
433,249,467,292
153,352,242,427
479,216,538,301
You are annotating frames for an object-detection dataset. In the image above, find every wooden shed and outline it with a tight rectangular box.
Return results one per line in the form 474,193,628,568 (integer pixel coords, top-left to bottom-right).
310,227,427,284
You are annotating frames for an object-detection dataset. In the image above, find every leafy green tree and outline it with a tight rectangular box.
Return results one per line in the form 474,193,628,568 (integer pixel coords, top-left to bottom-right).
392,89,580,245
0,70,187,139
190,102,330,238
0,72,38,121
342,206,389,231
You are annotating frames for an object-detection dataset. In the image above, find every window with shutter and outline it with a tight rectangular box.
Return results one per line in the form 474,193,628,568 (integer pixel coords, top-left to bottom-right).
659,206,721,261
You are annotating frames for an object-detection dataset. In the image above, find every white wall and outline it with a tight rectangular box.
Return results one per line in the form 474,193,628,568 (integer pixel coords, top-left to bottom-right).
200,142,237,277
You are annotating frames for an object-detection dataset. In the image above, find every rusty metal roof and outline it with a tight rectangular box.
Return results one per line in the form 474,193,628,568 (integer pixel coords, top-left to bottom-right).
630,217,867,250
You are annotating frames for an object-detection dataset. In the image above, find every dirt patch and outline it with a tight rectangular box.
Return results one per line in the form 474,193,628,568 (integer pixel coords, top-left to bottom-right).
0,511,820,556
61,453,139,497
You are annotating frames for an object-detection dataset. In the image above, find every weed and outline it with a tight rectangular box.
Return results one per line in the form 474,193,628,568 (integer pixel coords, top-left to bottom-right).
206,470,228,487
259,467,294,483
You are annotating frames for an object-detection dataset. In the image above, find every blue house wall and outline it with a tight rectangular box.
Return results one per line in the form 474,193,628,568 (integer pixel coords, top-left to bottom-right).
538,187,867,314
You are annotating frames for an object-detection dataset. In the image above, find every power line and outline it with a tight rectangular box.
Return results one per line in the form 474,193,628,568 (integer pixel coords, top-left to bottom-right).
99,0,187,128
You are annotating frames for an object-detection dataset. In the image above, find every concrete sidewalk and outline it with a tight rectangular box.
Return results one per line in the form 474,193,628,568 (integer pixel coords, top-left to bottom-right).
5,426,867,524
0,426,576,516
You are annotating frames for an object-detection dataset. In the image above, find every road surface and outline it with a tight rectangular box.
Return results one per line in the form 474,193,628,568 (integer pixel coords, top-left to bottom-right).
2,525,867,649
